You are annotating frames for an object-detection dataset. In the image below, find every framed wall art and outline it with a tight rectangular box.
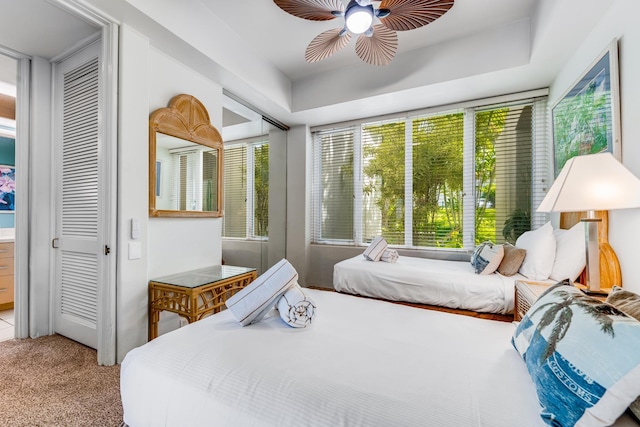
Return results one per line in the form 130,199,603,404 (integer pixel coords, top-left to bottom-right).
0,165,16,212
552,39,621,176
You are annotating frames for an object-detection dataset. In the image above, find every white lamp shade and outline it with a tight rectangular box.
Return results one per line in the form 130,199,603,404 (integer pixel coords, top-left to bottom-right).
537,152,640,212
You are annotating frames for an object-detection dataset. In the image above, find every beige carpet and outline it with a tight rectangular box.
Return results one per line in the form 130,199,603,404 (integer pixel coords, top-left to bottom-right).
0,334,123,427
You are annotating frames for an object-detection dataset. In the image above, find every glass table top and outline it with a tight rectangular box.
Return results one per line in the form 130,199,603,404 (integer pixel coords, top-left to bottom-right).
149,265,256,289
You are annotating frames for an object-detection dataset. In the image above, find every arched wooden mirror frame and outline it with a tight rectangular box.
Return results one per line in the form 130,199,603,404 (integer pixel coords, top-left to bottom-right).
149,94,223,217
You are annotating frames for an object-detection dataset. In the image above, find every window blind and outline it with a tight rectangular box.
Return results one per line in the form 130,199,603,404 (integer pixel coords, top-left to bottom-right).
252,143,269,238
311,128,355,243
472,103,534,245
223,142,270,239
311,97,548,250
202,150,218,212
171,150,210,212
411,112,464,248
361,119,405,245
531,98,550,230
223,145,247,238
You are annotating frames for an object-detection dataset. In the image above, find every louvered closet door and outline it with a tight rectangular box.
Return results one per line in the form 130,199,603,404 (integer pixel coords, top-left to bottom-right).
53,42,103,349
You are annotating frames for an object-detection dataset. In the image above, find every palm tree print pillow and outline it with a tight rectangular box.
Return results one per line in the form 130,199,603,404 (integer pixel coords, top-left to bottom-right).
512,281,640,426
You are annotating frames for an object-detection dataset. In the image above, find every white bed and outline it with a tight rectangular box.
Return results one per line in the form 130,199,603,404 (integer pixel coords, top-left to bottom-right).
120,289,638,427
334,255,535,314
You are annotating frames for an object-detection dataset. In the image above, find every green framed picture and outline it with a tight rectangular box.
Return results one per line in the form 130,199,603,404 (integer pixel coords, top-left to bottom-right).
552,39,621,176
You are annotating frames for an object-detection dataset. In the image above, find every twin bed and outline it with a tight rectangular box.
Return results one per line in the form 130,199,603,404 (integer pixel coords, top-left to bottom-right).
121,287,640,427
334,254,528,315
121,212,638,426
334,211,622,316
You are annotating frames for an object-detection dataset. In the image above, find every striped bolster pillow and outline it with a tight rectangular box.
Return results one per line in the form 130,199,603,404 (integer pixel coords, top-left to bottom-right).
363,236,388,262
226,258,298,326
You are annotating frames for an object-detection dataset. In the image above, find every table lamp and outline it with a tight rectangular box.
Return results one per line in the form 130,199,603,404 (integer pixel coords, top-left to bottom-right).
537,152,640,294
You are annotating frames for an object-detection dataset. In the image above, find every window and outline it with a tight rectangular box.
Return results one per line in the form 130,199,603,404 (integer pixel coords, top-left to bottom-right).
312,97,548,250
315,129,354,242
170,148,219,212
223,142,269,239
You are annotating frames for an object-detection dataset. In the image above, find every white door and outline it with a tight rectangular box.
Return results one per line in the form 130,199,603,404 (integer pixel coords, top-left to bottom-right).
52,41,105,349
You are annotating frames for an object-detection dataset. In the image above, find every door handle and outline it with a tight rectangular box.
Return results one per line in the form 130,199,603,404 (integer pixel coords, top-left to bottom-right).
52,238,59,249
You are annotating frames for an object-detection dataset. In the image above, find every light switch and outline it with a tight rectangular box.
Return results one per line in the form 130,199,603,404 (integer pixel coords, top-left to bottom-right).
131,218,140,239
128,241,142,260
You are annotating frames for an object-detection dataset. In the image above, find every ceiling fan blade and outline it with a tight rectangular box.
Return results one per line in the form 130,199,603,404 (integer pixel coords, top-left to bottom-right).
355,24,398,66
378,0,455,31
305,28,352,62
273,0,344,21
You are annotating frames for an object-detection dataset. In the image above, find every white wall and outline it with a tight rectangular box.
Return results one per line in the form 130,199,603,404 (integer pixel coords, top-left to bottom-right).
116,27,224,361
117,25,151,362
548,0,640,294
285,125,311,284
146,50,223,271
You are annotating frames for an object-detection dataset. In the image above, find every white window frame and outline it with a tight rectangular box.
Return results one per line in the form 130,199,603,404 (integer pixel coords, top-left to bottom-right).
311,93,549,251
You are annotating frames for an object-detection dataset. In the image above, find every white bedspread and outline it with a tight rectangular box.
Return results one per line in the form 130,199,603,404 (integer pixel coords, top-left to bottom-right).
334,255,531,314
123,289,567,427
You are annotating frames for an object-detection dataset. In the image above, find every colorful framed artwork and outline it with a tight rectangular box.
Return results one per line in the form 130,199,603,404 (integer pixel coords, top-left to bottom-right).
552,39,621,176
0,165,15,212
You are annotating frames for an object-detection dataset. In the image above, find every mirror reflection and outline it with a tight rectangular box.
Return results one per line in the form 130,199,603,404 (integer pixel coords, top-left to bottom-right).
155,133,219,212
149,94,223,218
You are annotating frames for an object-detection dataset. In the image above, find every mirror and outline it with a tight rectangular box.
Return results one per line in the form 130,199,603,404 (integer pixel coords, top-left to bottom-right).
149,94,223,217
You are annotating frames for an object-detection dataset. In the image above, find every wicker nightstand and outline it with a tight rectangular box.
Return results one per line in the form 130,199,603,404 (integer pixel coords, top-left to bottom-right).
514,280,610,321
148,265,256,340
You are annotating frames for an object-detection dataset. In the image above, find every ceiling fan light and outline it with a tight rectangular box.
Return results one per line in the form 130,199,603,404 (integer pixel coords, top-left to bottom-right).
345,4,373,34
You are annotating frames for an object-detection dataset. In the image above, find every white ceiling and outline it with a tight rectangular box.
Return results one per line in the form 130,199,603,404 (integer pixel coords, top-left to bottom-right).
0,0,99,60
205,0,538,81
0,0,615,130
193,0,612,127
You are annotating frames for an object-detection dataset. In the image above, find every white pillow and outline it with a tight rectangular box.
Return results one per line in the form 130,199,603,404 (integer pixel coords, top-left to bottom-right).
471,242,504,275
516,222,556,280
549,222,586,282
362,236,387,262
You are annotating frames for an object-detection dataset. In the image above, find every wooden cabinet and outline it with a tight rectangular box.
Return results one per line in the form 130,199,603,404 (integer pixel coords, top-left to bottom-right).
0,242,14,310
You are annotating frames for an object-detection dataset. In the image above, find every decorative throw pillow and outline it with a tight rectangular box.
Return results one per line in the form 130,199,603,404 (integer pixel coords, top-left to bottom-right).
362,236,387,262
512,282,640,426
497,243,526,276
607,286,640,321
549,223,586,282
516,222,556,280
470,241,504,275
606,286,640,422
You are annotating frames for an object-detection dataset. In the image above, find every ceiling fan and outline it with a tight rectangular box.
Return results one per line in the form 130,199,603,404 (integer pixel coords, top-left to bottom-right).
273,0,455,66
